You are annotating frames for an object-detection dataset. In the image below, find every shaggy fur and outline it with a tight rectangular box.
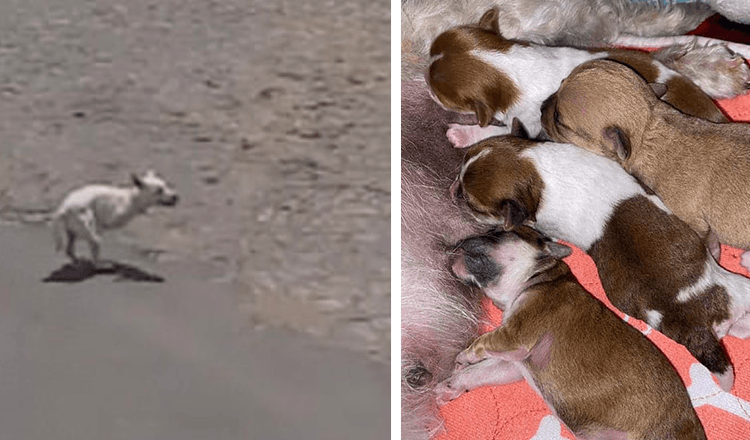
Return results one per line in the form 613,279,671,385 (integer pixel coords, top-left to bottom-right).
402,0,713,56
401,80,489,439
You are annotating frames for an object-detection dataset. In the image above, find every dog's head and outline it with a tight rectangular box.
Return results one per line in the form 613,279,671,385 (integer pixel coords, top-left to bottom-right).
451,122,543,229
426,8,520,127
540,59,659,164
450,225,571,307
132,170,179,207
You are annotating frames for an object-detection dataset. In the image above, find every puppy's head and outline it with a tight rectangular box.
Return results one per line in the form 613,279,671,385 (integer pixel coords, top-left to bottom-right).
450,226,571,305
132,170,179,207
452,127,543,229
426,8,519,127
541,59,658,164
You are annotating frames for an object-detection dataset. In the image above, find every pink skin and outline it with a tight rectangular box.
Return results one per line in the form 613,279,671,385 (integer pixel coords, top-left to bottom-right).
447,123,511,148
435,357,524,406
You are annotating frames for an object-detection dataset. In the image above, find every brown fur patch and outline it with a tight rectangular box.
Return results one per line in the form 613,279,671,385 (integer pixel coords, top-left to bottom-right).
428,28,520,124
470,243,705,438
588,195,731,376
460,139,543,223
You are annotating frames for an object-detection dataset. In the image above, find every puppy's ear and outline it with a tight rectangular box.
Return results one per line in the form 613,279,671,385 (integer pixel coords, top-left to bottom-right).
477,8,501,36
649,83,668,98
499,199,527,231
602,126,631,161
473,100,495,127
131,173,145,189
544,241,572,259
510,118,529,139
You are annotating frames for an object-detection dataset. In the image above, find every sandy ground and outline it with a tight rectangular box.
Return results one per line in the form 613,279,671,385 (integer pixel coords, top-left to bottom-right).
0,0,390,436
0,223,388,439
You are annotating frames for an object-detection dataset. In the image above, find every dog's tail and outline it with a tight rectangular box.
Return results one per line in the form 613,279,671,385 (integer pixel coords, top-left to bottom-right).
51,213,66,253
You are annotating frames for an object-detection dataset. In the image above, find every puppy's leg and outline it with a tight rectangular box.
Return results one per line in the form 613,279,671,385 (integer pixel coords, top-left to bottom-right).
660,321,734,391
446,124,510,148
618,35,750,99
456,327,528,366
435,357,523,406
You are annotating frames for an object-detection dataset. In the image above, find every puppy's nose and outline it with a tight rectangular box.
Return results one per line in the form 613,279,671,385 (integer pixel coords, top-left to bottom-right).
172,195,180,204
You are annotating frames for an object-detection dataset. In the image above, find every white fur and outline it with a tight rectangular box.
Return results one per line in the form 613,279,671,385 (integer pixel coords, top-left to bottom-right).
51,170,178,265
676,258,717,303
645,309,663,329
484,239,540,318
520,142,653,250
517,142,750,344
401,0,747,56
472,46,604,136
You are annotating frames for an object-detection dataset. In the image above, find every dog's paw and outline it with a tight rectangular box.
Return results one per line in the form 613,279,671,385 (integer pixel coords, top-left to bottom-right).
446,124,476,149
456,346,487,366
435,378,465,406
446,123,511,148
691,44,750,99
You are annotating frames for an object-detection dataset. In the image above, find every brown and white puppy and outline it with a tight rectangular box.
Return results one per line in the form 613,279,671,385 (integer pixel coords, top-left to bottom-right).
541,59,750,263
425,8,744,145
452,126,750,391
438,226,707,440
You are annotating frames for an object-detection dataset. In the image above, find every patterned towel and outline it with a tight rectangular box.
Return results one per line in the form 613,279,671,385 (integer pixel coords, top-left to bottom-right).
436,243,750,439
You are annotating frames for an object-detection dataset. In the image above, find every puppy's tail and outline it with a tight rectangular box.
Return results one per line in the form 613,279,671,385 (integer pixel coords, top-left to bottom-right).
51,213,66,253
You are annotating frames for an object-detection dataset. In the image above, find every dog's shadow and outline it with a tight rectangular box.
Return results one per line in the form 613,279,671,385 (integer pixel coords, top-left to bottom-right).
43,260,165,283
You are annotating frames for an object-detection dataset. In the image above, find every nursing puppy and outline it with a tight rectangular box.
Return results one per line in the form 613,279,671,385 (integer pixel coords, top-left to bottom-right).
541,59,750,263
452,124,750,391
426,8,747,143
52,170,179,266
437,226,707,440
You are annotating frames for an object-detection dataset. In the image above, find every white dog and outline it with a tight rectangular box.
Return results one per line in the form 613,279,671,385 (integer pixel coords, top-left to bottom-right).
402,0,750,54
51,170,179,266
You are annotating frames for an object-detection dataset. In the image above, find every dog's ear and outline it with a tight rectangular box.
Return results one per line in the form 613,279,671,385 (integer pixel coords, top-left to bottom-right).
649,83,668,98
544,241,572,259
131,173,145,189
602,126,631,161
498,199,527,231
510,118,529,139
473,100,495,127
477,8,501,36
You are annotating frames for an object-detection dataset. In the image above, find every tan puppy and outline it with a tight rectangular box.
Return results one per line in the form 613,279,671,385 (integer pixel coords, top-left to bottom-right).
541,59,750,263
438,226,706,440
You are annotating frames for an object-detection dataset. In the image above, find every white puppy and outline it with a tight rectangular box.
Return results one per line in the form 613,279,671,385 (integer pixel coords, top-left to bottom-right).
51,170,179,265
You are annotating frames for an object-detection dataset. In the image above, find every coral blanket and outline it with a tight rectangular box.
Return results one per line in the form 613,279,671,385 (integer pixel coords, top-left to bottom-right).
435,35,750,440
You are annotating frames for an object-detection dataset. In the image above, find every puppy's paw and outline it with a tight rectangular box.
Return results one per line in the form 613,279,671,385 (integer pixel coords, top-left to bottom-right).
434,378,465,406
685,44,750,99
446,124,477,149
456,346,487,366
446,123,511,148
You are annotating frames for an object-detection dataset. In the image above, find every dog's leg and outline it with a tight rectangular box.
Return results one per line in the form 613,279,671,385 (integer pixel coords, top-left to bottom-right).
446,123,510,148
651,41,750,100
435,357,523,406
65,230,77,262
78,208,101,267
88,239,101,268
